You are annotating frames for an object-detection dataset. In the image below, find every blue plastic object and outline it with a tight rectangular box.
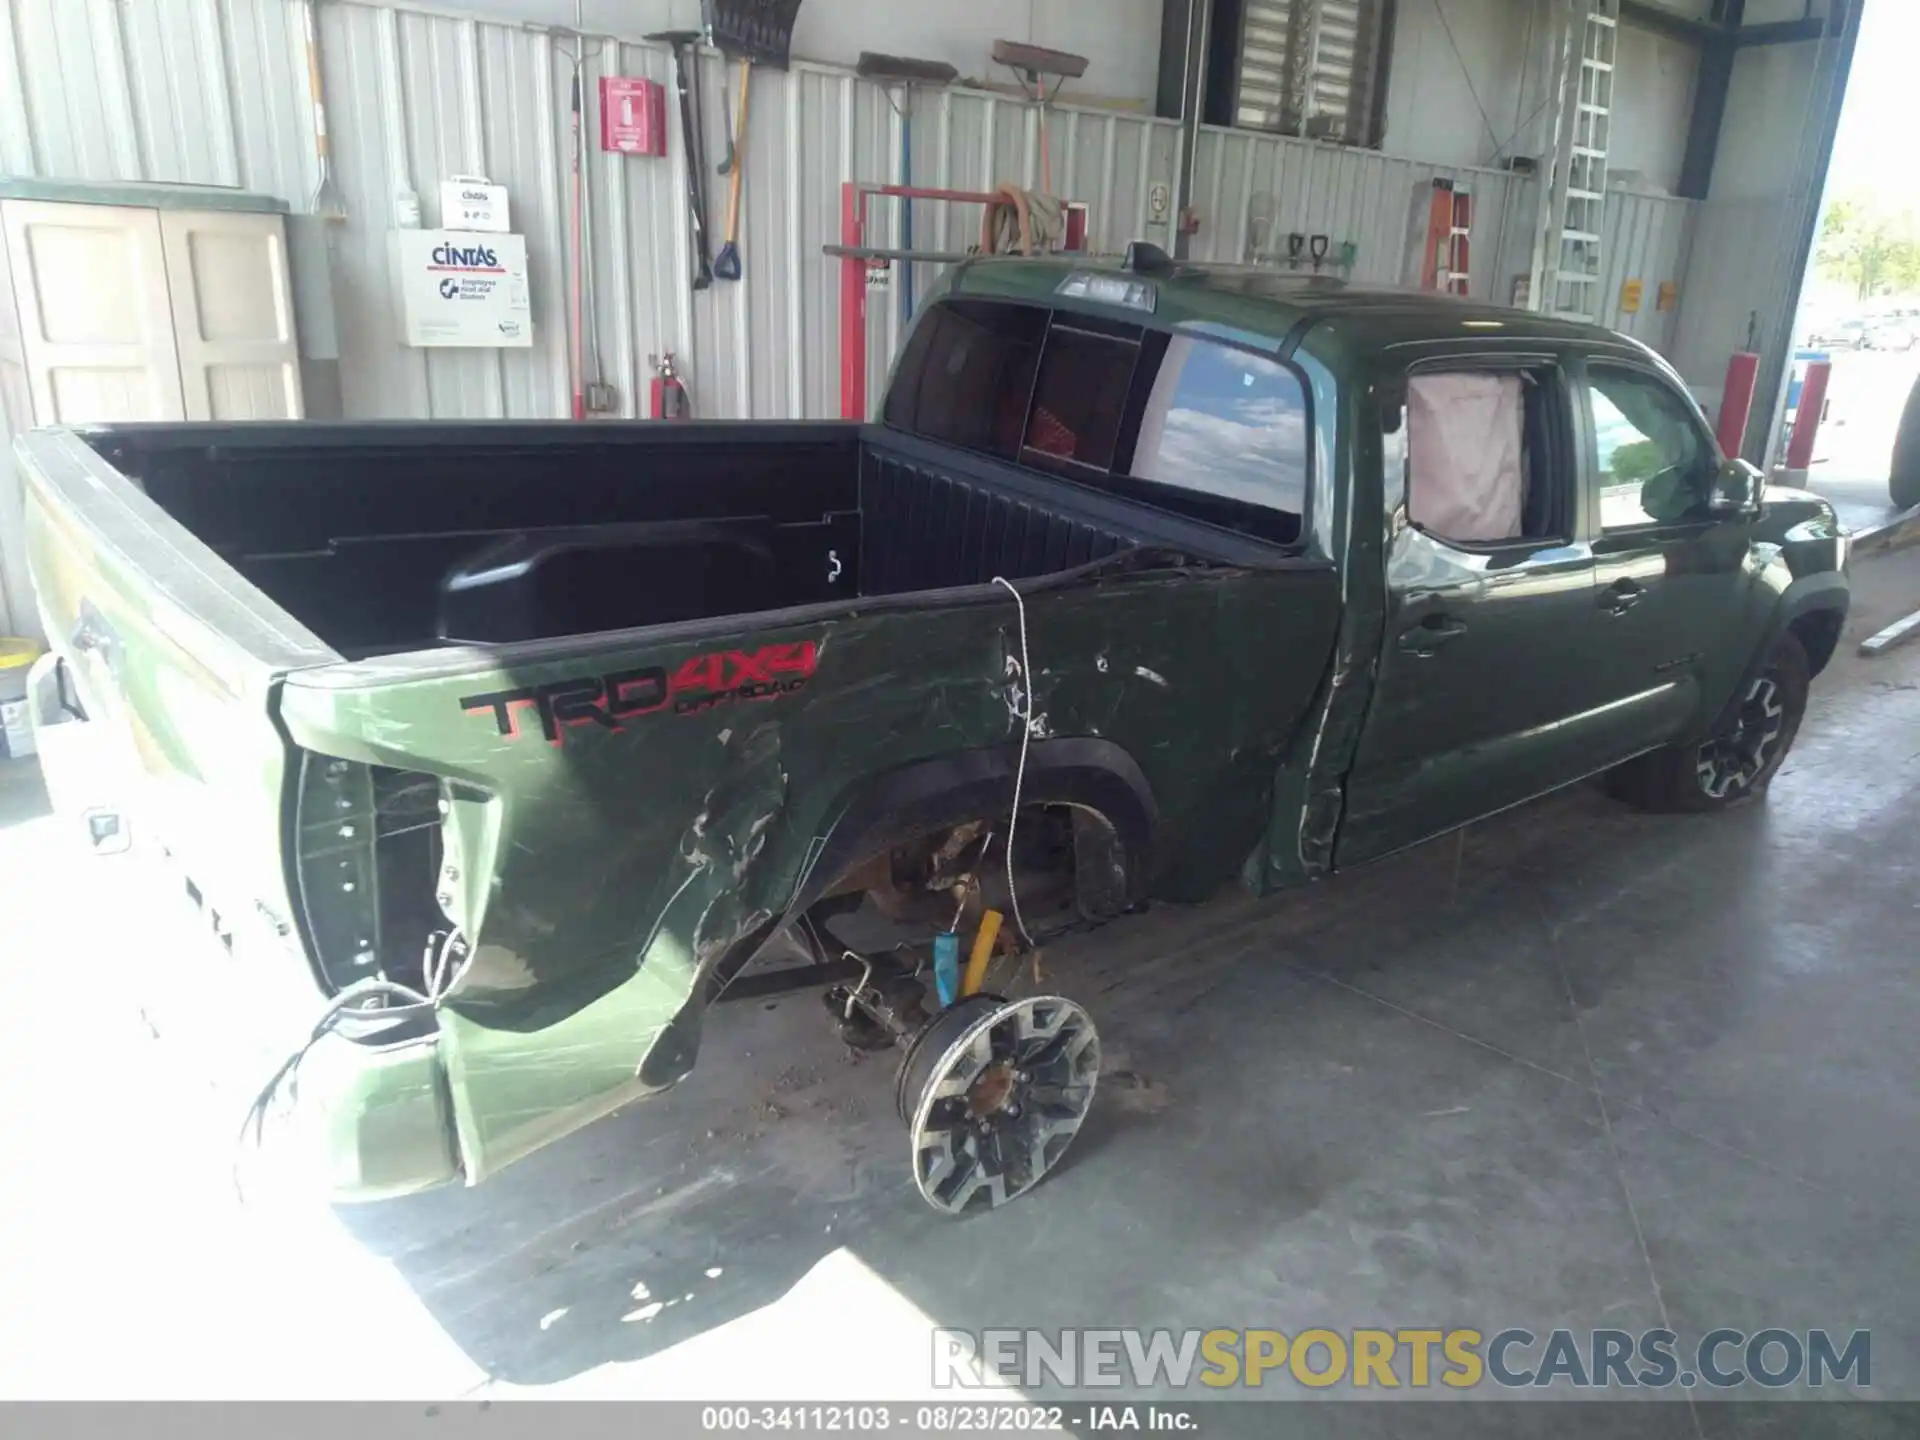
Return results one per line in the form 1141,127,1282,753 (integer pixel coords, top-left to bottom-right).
933,931,961,1007
1787,348,1830,416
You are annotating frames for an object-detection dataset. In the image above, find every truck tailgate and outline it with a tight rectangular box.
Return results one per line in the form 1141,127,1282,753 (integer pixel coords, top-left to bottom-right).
18,426,337,970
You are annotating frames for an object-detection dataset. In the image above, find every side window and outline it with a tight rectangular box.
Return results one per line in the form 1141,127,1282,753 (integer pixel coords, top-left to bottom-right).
1587,366,1714,529
1403,368,1566,546
1126,335,1309,543
883,300,1046,460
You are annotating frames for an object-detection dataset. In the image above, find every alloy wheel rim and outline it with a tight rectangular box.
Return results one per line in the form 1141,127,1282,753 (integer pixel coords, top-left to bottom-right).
1696,674,1786,799
908,995,1100,1214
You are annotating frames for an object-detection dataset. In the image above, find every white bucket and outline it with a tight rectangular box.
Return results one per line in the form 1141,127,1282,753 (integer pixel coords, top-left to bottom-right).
0,638,41,759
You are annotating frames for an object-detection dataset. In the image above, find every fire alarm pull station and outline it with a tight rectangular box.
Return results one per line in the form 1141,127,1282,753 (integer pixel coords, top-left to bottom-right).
600,76,668,156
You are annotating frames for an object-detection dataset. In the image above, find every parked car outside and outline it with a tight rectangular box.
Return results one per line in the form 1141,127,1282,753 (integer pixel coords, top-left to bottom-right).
1809,317,1870,350
1865,319,1917,351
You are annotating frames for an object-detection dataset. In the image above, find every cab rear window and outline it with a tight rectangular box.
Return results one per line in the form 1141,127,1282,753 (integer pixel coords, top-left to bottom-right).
882,300,1045,461
885,298,1308,546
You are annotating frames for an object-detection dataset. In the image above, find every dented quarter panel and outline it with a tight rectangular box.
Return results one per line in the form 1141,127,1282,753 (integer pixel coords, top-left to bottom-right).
276,561,1340,1181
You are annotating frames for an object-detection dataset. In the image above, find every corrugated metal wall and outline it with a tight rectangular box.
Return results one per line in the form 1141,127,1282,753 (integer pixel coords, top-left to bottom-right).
0,0,1695,429
1186,124,1695,351
0,0,1713,643
0,0,1183,425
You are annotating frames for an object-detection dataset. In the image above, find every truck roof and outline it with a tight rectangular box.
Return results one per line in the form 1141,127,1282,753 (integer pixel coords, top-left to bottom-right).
944,253,1634,359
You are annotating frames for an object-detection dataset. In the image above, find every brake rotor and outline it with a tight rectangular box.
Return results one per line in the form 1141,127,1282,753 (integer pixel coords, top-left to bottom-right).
896,993,1100,1215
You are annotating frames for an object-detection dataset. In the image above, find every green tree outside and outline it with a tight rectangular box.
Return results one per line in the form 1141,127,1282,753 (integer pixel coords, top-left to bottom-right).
1817,191,1920,300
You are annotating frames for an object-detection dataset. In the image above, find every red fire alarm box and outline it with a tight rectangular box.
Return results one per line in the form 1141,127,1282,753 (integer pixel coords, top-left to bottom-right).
1063,203,1089,252
600,76,667,156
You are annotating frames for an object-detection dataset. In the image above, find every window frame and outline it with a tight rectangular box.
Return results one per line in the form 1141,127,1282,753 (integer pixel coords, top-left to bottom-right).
1579,358,1721,537
1017,312,1151,481
1388,353,1580,557
882,297,1317,552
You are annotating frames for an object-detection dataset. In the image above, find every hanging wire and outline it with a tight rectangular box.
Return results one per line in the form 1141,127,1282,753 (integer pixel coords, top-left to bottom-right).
235,929,471,1197
1429,0,1504,163
990,577,1038,951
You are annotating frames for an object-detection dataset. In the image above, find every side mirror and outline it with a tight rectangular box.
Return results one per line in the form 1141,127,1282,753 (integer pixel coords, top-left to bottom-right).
1712,459,1763,517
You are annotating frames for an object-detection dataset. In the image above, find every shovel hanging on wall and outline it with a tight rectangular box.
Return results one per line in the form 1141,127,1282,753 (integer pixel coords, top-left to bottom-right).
701,0,805,69
650,29,714,291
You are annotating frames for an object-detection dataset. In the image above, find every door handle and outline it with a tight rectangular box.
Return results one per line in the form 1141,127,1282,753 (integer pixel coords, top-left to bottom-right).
1398,615,1467,656
1598,580,1646,616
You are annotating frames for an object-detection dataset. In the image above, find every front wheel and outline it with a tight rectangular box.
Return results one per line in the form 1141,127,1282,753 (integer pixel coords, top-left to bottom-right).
1891,372,1920,509
1607,633,1810,813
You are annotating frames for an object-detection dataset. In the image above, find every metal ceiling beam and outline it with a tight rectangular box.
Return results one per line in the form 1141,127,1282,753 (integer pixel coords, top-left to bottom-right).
1675,0,1847,198
1738,17,1829,46
1677,0,1743,199
1619,1,1712,45
1622,0,1838,49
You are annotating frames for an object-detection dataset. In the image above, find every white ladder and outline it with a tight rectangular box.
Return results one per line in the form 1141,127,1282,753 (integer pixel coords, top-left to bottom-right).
1530,0,1618,321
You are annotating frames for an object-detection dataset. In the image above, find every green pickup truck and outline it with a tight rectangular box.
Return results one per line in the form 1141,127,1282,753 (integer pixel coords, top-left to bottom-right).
18,249,1850,1213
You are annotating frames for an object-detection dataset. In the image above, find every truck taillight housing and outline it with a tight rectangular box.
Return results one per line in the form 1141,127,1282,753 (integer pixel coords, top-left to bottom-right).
290,752,448,996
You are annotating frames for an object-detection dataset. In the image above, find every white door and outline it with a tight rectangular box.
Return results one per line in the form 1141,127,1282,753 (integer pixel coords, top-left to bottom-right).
0,200,186,423
159,210,303,421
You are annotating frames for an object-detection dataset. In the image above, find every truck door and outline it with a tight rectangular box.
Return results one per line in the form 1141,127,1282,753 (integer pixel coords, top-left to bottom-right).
1340,354,1608,866
1579,359,1760,755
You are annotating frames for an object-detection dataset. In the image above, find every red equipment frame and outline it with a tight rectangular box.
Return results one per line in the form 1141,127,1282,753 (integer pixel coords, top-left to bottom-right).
832,181,1001,421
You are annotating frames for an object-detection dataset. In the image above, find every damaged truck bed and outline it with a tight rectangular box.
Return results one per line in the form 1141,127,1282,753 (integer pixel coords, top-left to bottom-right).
19,250,1850,1207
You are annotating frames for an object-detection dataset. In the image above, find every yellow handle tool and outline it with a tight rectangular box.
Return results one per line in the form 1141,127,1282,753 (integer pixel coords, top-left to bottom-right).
961,908,1004,997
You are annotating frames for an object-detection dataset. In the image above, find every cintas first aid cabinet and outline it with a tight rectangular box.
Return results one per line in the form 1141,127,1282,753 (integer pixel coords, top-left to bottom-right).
392,229,533,348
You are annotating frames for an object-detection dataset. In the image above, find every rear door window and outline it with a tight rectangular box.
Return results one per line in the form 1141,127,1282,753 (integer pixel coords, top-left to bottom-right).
1400,365,1573,548
1406,372,1527,542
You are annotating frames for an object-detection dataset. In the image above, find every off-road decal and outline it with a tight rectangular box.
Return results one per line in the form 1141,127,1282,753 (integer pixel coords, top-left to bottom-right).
461,642,817,746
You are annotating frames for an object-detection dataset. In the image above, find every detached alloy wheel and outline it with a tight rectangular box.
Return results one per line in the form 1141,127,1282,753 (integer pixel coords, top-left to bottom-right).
897,993,1101,1215
1607,632,1810,813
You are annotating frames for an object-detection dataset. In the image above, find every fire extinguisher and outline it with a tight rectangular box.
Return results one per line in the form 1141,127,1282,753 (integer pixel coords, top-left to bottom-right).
649,352,691,420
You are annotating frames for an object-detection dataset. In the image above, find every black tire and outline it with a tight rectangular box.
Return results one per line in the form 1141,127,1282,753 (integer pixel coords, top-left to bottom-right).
1607,632,1810,814
1891,372,1920,510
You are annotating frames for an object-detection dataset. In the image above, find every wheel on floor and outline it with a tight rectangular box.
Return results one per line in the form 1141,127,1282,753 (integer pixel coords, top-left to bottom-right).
895,992,1100,1215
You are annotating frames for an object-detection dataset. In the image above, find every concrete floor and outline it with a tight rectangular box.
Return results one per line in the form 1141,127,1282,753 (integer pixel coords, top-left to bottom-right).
4,558,1920,1436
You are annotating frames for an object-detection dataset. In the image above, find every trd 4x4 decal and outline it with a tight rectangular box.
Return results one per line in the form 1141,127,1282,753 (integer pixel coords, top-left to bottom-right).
461,642,817,746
